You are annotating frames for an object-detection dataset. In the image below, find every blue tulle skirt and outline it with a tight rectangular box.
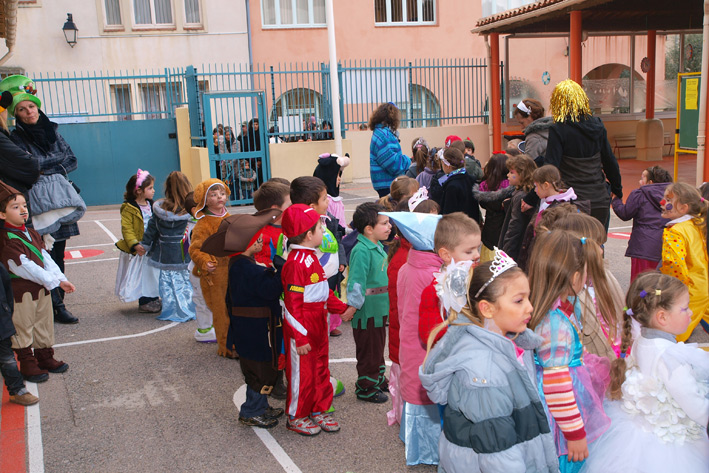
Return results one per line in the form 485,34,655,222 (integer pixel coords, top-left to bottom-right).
157,269,195,323
399,401,441,466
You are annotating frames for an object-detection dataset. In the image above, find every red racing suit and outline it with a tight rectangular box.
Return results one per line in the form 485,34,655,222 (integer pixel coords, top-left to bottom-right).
282,245,347,418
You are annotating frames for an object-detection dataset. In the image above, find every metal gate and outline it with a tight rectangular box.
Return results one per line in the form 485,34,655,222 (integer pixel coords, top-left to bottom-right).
201,91,270,206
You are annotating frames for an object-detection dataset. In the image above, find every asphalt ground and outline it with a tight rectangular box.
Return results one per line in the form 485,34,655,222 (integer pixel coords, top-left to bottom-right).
1,178,708,473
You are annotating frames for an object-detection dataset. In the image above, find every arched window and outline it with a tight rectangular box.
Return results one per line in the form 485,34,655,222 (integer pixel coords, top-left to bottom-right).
397,84,440,128
270,88,324,141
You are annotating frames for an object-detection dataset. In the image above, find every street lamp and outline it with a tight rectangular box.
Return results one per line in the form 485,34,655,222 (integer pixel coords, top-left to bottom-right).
62,13,78,48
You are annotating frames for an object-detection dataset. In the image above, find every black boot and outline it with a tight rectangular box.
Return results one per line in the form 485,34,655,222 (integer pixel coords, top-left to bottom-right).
51,287,78,324
270,370,287,400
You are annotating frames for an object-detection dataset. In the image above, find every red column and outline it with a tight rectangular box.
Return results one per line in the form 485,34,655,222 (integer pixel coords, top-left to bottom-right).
490,33,502,151
646,30,656,119
569,11,582,84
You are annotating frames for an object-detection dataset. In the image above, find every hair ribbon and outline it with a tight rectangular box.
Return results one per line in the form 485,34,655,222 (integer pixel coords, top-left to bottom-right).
516,101,532,115
580,237,587,244
639,290,648,298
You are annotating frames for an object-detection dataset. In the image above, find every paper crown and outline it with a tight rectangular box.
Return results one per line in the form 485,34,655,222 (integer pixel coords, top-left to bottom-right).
380,211,441,251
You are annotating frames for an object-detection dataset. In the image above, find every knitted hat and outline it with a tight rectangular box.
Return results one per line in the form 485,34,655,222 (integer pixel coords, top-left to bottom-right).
381,212,441,251
282,204,320,238
0,75,41,117
0,180,21,206
201,208,281,257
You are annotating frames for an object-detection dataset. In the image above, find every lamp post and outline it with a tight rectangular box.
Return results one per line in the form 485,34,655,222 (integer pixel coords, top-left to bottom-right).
62,13,78,48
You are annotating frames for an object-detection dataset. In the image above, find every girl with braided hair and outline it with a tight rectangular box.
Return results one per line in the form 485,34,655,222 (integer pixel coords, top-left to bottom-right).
582,271,709,472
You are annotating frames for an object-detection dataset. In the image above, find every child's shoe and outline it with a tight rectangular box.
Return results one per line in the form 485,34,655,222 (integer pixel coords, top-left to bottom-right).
356,390,388,403
14,347,49,383
239,415,278,429
139,300,162,313
264,406,284,419
34,348,69,373
310,413,340,433
286,416,321,436
10,391,39,406
194,326,217,343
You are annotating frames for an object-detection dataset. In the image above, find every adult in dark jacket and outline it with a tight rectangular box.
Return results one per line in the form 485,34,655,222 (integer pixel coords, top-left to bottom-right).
3,75,82,324
611,165,672,281
0,95,39,200
545,80,623,228
439,147,480,222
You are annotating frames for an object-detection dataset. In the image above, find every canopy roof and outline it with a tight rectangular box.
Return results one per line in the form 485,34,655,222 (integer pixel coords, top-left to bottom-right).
473,0,704,35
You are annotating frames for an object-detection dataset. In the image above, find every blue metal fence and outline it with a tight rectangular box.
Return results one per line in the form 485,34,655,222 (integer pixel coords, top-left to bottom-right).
27,59,493,133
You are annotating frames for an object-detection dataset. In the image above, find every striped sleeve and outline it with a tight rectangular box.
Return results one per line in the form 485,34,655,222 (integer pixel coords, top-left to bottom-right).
542,367,586,440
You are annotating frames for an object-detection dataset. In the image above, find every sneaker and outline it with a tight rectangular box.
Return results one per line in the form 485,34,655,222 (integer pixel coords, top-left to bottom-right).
286,416,321,436
329,329,342,337
239,415,278,429
310,413,340,433
194,326,217,343
356,390,388,404
9,392,39,406
264,406,284,419
139,300,162,313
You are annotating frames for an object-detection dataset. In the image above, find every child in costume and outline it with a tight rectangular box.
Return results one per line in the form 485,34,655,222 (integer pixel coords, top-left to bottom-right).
189,179,235,358
290,176,347,337
212,209,285,429
141,171,195,323
611,165,672,281
0,182,74,383
393,211,479,466
583,271,709,472
0,260,39,405
280,204,354,436
253,181,291,267
313,152,350,229
528,230,611,473
347,202,391,403
385,190,439,427
420,251,559,473
659,182,709,340
184,191,215,343
114,169,161,313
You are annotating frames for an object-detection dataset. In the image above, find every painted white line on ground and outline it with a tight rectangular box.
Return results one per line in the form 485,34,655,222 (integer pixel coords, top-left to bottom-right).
54,322,179,348
65,257,119,266
94,220,119,243
26,381,44,473
233,385,302,473
328,357,393,367
608,225,632,231
66,242,115,249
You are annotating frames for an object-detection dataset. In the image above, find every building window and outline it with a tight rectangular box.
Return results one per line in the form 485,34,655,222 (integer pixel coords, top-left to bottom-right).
397,85,440,128
374,0,435,25
271,88,324,140
133,0,174,26
262,0,326,28
111,85,133,121
105,0,123,26
140,82,182,119
184,0,201,24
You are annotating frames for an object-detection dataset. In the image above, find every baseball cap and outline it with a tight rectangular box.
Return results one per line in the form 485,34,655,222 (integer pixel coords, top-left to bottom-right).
282,204,320,238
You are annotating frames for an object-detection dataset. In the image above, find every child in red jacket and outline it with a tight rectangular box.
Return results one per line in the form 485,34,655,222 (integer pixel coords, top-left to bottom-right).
280,204,355,436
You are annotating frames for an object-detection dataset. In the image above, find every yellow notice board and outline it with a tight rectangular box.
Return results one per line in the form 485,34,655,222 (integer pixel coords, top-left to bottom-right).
676,73,701,151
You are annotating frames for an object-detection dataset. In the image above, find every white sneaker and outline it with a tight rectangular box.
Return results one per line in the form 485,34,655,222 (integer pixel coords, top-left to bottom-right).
194,326,217,343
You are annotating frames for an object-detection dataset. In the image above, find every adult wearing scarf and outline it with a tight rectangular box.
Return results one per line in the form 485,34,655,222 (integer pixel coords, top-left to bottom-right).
544,79,622,228
0,91,39,200
368,103,411,197
1,75,85,324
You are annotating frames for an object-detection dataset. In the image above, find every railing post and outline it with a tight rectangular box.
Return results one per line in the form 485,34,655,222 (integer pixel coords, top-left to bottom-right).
185,65,204,147
270,65,278,142
408,61,414,129
337,62,345,139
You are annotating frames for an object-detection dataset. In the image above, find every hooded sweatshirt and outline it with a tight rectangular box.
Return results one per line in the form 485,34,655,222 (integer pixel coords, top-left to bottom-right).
523,116,554,162
545,116,623,208
611,182,671,261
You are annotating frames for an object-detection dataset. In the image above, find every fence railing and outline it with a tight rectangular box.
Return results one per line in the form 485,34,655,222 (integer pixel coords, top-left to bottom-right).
26,59,492,135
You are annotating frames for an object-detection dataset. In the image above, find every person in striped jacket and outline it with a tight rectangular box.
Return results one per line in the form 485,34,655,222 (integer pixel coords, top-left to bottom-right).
528,230,612,473
368,103,411,197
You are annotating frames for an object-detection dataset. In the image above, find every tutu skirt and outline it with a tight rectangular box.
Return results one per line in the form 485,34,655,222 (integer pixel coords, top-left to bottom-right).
581,399,709,473
157,269,195,323
114,252,160,302
328,196,347,229
399,402,440,466
386,363,403,426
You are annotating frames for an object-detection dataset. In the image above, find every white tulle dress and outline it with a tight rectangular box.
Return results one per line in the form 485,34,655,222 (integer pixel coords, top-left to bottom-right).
581,328,709,473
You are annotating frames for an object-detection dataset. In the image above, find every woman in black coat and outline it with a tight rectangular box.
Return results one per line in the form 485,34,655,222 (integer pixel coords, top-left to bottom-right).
545,80,622,228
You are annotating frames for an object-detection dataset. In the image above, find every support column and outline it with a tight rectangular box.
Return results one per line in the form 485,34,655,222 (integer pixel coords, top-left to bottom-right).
569,11,583,84
646,30,656,119
490,33,502,151
697,0,709,184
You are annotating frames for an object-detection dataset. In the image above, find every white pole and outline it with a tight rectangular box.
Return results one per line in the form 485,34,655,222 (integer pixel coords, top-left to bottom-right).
696,0,709,185
485,35,494,155
325,0,343,156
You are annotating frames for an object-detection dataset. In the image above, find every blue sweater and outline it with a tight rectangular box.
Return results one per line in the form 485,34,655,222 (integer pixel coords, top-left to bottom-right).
369,124,411,191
